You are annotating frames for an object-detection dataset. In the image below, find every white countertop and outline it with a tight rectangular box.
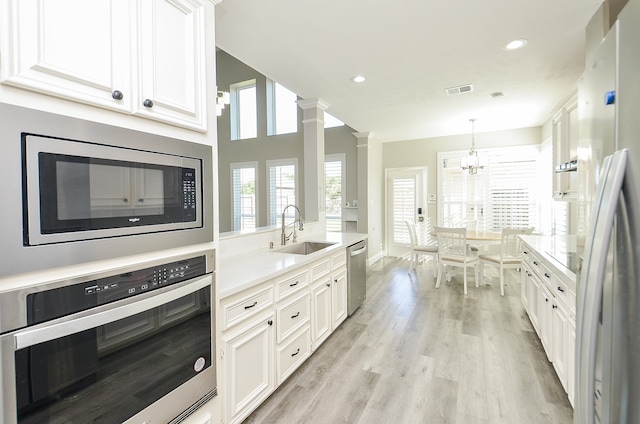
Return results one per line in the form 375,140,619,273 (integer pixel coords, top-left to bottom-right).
519,235,579,285
218,232,367,299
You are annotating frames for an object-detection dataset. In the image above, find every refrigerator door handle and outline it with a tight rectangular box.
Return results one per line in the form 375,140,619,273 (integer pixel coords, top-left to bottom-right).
576,149,628,424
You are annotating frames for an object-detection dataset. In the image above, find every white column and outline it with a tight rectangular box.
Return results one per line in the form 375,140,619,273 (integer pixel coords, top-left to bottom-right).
297,98,329,224
352,132,370,234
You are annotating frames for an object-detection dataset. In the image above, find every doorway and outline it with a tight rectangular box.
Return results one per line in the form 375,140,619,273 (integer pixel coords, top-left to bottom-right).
385,167,428,257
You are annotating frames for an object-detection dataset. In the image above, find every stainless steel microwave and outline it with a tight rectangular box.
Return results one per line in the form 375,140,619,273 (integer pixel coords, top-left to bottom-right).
23,134,203,246
0,103,214,278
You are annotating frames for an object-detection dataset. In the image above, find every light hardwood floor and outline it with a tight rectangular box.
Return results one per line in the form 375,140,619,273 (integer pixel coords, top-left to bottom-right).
244,257,573,424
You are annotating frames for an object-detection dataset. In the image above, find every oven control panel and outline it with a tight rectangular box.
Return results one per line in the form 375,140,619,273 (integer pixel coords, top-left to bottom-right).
27,255,207,326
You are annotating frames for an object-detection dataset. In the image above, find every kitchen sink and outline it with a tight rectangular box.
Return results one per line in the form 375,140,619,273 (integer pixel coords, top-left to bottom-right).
276,241,336,255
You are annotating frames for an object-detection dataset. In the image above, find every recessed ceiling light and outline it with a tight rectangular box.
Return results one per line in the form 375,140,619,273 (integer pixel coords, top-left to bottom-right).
352,75,366,83
503,38,528,51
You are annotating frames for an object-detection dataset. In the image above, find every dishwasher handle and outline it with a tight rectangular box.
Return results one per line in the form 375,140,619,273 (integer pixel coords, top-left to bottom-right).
350,244,367,257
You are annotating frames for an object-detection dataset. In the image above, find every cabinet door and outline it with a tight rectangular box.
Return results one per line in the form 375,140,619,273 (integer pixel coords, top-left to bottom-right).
224,314,275,424
1,0,131,111
136,0,207,130
567,317,576,406
540,285,554,362
552,301,569,391
331,268,348,330
311,278,332,351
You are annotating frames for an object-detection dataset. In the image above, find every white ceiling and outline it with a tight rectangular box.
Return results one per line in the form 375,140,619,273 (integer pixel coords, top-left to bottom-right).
215,0,603,142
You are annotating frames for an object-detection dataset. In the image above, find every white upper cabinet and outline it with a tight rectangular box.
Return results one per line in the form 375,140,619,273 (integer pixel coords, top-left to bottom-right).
136,0,207,130
1,0,208,131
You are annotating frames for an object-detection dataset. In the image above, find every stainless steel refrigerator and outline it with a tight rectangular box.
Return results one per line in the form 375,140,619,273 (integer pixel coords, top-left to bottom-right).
575,0,640,423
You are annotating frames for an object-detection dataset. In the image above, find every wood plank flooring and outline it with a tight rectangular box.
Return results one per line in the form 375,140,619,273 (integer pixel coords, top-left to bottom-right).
243,257,573,424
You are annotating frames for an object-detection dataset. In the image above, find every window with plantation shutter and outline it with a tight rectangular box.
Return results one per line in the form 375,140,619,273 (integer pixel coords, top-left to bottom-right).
231,162,257,231
267,159,297,226
392,177,416,244
438,145,541,232
325,154,345,232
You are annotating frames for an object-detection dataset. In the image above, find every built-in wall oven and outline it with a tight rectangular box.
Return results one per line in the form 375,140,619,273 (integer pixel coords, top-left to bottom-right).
0,250,216,424
0,103,214,278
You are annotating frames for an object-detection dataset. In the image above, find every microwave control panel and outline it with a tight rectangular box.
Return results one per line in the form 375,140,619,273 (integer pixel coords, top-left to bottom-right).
181,168,198,221
26,255,207,326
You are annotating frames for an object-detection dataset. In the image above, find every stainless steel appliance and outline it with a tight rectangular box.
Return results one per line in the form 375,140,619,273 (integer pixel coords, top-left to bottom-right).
575,0,640,422
0,250,216,424
0,103,214,278
346,239,367,315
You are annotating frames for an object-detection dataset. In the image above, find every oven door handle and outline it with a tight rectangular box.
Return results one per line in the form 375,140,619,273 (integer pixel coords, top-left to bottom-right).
15,274,212,350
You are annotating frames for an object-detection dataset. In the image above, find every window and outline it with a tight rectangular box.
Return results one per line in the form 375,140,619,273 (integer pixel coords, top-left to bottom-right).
231,162,257,231
267,80,298,135
325,154,345,232
438,145,541,232
324,112,344,128
230,79,257,140
267,159,298,226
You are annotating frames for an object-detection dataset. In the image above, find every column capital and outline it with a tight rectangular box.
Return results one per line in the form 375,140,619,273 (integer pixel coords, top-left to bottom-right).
297,98,330,111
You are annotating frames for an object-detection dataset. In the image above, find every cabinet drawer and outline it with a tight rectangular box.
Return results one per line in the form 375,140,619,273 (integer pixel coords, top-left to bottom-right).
277,326,311,385
277,292,310,343
221,286,274,330
331,252,346,270
311,259,331,282
276,270,309,301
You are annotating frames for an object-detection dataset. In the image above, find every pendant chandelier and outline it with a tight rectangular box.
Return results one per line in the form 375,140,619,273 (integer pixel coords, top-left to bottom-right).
461,118,484,175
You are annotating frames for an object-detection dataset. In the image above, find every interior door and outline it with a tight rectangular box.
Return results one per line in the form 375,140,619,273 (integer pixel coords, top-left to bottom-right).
385,168,427,257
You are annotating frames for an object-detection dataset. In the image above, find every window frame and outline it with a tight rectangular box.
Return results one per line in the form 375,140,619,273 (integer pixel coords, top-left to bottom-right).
230,161,258,231
266,158,298,226
437,145,542,233
325,153,346,232
230,79,257,140
266,79,298,136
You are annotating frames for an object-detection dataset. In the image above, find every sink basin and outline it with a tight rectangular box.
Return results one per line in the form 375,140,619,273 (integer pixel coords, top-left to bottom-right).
276,241,336,255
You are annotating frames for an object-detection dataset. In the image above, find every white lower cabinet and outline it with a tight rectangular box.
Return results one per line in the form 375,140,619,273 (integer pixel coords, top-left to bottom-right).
310,252,348,351
223,312,275,424
520,239,576,407
221,247,351,424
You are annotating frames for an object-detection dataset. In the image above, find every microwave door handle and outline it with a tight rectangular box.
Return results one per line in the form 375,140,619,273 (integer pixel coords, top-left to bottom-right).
575,149,627,424
15,274,211,350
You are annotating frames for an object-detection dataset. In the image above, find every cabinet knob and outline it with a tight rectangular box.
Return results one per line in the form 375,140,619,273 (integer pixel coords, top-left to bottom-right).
267,320,273,326
326,283,331,287
112,90,124,100
143,98,154,108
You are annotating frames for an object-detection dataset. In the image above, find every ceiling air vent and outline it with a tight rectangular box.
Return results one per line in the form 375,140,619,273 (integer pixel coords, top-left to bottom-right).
445,84,474,96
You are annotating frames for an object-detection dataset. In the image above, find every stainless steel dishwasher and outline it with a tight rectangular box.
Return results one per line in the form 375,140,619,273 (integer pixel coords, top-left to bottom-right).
347,239,367,315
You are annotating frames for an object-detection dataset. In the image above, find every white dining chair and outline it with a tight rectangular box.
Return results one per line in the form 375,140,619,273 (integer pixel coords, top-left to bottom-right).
478,227,534,296
405,220,438,278
434,226,479,295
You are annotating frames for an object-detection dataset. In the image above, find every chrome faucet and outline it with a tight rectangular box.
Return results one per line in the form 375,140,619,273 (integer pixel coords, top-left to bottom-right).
281,204,304,245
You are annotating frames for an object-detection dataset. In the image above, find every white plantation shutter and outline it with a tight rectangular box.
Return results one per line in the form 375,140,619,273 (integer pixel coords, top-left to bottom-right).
267,159,297,226
231,163,257,231
438,145,540,232
325,156,344,232
393,177,416,244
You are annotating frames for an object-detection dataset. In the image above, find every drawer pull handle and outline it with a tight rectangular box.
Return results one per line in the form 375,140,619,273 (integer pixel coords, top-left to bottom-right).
557,286,565,293
268,320,273,326
244,301,258,310
291,312,300,319
290,281,299,287
533,261,538,266
291,348,300,357
523,251,528,255
326,283,331,287
544,273,551,279
552,305,558,309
